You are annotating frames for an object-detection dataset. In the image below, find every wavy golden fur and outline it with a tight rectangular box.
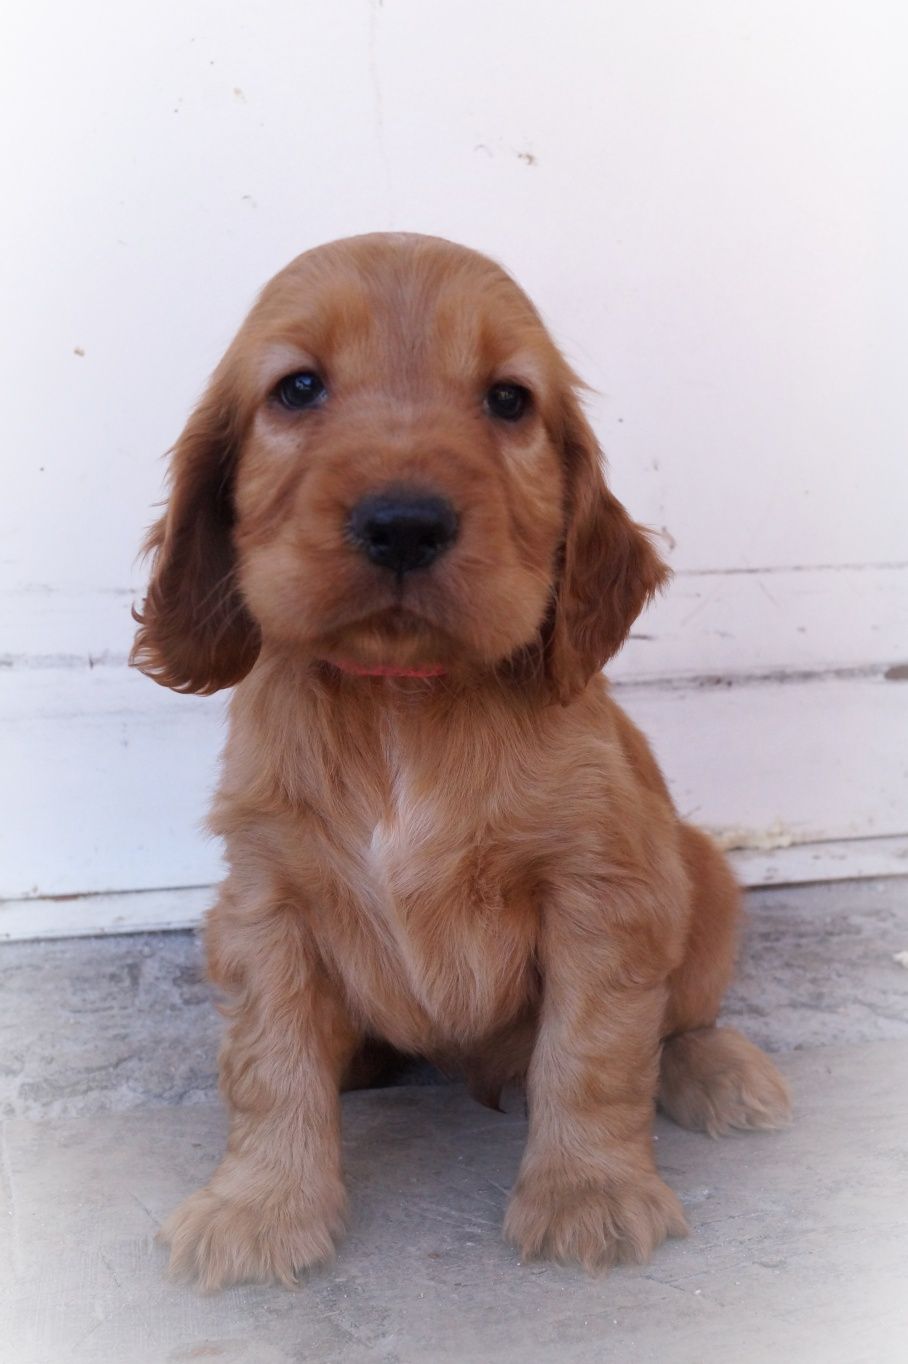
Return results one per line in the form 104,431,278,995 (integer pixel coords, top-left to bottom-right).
133,233,790,1289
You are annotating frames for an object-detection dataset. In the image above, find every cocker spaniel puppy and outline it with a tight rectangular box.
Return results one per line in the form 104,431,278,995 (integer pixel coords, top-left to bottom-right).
133,232,790,1290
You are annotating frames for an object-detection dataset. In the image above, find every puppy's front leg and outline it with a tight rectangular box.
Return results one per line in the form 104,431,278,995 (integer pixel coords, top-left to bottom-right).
504,880,688,1270
161,897,360,1290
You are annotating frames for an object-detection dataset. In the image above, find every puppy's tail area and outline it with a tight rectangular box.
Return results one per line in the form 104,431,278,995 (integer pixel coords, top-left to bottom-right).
658,1026,792,1137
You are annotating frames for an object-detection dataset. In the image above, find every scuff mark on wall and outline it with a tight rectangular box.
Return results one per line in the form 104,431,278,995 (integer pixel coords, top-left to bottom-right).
0,652,128,671
613,661,899,692
711,821,795,852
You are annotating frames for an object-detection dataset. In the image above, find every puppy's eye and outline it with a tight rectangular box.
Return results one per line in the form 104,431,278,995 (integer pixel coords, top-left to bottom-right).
486,382,530,422
275,371,327,410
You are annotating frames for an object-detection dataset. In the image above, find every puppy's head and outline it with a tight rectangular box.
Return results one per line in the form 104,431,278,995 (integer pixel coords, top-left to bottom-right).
132,234,668,703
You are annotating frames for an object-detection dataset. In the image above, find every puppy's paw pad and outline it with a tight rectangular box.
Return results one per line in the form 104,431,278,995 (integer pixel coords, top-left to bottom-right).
159,1185,344,1291
504,1173,687,1271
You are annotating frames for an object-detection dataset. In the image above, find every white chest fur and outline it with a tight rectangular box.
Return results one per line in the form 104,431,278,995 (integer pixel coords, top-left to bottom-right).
365,763,440,903
324,738,532,1046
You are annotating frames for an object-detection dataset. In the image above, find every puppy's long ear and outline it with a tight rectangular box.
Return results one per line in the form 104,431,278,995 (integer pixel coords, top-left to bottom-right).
131,365,260,694
546,389,670,704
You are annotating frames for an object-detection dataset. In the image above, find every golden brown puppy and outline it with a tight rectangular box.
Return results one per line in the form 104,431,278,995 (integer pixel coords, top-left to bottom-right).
133,232,790,1290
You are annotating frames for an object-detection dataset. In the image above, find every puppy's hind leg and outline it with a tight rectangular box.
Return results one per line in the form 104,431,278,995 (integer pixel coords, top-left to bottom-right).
659,1027,792,1137
659,825,791,1137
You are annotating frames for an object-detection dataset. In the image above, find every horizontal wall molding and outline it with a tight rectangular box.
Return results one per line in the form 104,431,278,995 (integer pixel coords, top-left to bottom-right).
1,664,906,906
3,836,906,942
2,561,905,914
611,562,908,683
4,562,907,684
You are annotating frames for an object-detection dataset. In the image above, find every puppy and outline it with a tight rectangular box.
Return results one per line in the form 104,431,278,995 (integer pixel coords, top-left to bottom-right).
133,232,791,1289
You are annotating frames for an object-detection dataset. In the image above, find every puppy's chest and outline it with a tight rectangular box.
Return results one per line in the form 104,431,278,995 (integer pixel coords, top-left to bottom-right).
326,762,537,1042
359,770,512,929
365,772,439,897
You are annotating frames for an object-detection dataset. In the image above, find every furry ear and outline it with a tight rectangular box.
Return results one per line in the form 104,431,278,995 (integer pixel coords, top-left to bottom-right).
130,367,260,694
546,390,670,704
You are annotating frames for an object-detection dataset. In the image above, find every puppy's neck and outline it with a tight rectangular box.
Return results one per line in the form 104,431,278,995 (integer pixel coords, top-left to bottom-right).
241,645,547,740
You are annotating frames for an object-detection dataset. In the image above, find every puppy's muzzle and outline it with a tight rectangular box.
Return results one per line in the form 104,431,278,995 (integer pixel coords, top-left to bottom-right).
348,492,459,574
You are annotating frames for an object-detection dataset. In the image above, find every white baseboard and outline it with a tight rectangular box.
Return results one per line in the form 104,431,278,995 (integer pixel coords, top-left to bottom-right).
0,885,215,942
728,834,908,887
2,836,906,942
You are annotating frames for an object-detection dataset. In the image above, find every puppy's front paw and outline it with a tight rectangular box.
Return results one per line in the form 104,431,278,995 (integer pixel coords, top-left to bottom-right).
159,1178,346,1291
504,1170,688,1271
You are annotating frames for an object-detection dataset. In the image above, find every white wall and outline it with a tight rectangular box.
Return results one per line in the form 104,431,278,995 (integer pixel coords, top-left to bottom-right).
2,1,906,933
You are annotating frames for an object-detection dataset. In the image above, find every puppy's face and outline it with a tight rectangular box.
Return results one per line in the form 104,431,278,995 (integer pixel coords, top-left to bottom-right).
232,236,565,676
133,233,668,701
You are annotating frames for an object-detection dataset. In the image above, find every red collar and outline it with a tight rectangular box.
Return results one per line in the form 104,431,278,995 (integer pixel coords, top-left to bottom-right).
329,660,448,679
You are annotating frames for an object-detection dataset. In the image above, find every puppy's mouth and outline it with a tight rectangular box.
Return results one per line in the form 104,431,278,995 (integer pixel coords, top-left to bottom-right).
317,607,453,679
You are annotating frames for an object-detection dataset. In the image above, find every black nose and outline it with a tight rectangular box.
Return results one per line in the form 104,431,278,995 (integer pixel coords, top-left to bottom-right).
347,493,459,574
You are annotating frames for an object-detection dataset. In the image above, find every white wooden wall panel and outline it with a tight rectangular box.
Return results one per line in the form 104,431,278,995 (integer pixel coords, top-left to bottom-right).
6,564,907,680
2,667,905,910
1,0,906,935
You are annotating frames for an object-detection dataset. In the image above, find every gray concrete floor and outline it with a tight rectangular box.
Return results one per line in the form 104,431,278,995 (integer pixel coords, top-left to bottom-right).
2,879,907,1363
